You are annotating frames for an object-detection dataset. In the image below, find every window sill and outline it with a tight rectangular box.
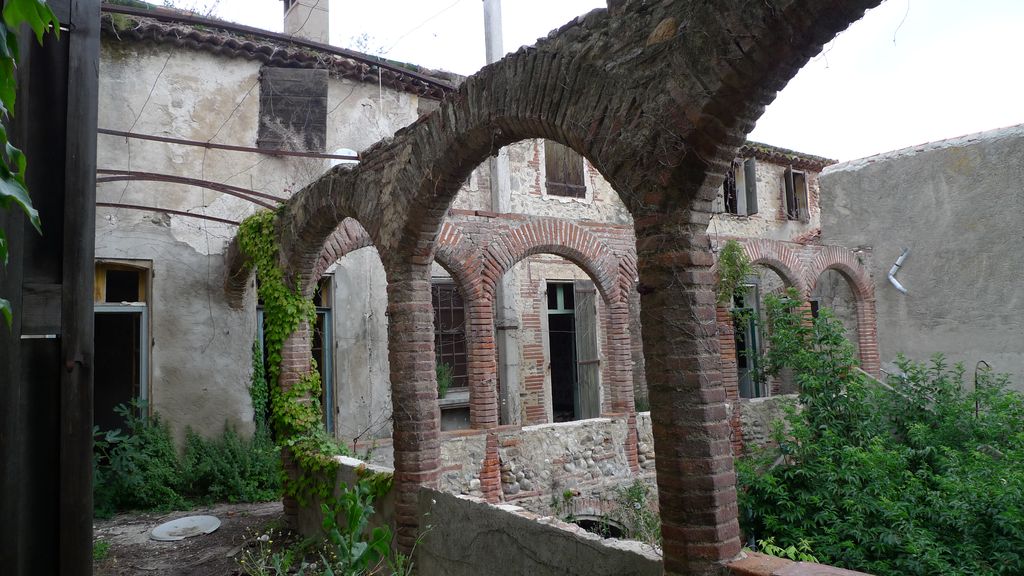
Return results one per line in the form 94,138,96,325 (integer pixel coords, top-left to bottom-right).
438,389,470,408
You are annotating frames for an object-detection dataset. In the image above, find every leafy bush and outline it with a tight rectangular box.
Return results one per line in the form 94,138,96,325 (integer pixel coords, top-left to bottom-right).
93,403,281,517
181,426,281,505
93,405,188,517
739,289,1024,575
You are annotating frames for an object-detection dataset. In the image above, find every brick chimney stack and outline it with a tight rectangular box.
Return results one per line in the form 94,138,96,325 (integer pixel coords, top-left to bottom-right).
282,0,329,44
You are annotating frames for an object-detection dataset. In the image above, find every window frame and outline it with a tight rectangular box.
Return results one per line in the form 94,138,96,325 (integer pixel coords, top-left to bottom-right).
783,167,810,222
431,280,469,391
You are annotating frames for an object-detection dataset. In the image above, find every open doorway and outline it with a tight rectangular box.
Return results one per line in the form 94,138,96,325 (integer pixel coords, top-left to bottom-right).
94,261,150,432
547,280,600,422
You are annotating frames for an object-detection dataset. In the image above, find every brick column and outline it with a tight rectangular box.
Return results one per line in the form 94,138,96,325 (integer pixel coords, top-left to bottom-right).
386,264,442,551
717,304,743,457
278,320,312,528
467,297,499,428
607,299,635,414
857,296,880,378
637,216,741,576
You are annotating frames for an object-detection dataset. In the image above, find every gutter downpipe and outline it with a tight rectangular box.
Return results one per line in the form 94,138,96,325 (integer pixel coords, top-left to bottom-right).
888,248,910,294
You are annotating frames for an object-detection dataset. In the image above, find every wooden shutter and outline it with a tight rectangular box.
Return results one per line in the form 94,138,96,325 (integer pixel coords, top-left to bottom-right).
794,171,809,222
545,140,586,198
744,158,758,216
574,280,600,419
783,167,797,220
732,161,747,216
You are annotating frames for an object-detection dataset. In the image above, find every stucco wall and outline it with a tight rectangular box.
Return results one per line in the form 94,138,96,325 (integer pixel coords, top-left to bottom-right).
820,125,1024,386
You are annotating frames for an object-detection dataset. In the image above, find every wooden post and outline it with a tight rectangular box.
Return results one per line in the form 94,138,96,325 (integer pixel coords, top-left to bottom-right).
0,1,100,574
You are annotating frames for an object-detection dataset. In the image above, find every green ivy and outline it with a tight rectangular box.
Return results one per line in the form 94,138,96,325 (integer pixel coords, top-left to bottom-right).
716,239,756,306
237,210,347,505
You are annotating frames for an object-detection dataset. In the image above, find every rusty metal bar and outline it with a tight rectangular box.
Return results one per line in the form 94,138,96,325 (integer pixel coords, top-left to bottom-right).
96,169,283,208
98,128,360,162
96,202,241,226
99,3,456,94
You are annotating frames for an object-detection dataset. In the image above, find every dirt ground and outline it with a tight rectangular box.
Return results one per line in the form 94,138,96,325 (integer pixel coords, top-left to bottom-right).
93,501,284,576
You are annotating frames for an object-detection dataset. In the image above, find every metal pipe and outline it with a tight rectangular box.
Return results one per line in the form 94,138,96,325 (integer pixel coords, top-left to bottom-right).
96,169,284,208
96,202,240,225
98,128,360,162
888,247,910,294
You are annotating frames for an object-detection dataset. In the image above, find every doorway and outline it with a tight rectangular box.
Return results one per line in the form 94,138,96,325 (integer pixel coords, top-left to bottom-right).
547,280,600,422
94,262,150,432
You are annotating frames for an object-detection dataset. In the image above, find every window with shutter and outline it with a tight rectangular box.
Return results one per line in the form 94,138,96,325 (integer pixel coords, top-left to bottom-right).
544,140,586,198
783,167,809,222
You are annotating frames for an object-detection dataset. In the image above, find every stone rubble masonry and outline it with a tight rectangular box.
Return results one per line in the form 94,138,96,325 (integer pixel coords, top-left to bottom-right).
224,1,883,572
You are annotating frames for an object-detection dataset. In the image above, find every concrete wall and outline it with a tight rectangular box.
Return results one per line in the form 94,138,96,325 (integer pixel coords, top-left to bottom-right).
298,453,661,576
416,490,662,576
820,125,1024,386
329,247,392,444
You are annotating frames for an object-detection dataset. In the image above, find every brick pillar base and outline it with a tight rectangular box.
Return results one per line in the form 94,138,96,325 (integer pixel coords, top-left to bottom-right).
480,432,502,502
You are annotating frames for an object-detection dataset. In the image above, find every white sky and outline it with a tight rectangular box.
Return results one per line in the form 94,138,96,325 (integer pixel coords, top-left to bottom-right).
192,0,1024,161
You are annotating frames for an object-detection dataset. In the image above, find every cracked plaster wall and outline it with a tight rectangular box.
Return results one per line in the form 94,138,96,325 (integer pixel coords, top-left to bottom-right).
96,41,421,441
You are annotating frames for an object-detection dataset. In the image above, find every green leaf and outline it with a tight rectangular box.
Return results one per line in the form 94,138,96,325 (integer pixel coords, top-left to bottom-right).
0,227,6,264
0,297,10,328
0,172,40,233
3,0,60,45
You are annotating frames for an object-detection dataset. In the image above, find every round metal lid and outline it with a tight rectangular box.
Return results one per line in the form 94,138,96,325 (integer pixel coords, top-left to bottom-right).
149,515,221,542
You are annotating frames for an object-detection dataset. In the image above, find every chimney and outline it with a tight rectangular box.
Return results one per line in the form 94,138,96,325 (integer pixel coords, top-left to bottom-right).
282,0,329,44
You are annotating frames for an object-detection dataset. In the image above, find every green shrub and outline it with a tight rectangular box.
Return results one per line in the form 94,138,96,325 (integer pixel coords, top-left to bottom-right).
93,403,282,516
93,405,188,517
436,362,452,399
739,289,1024,576
181,426,281,505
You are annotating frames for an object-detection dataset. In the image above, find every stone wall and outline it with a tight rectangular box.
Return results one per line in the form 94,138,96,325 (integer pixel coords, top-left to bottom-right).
355,415,653,517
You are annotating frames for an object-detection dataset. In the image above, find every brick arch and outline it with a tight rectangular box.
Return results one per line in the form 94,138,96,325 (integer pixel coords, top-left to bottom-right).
432,223,498,429
226,1,882,570
711,238,807,294
432,222,487,304
743,238,809,294
808,246,873,302
808,246,880,377
480,219,622,305
307,218,375,294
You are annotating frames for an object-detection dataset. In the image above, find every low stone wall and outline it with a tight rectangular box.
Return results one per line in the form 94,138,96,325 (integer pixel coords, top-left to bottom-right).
735,394,798,453
415,489,662,576
353,415,656,516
